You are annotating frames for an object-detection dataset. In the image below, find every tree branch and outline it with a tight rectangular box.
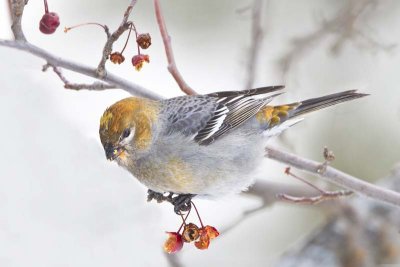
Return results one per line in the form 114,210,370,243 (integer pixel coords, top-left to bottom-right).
0,39,162,99
10,0,27,41
154,0,197,95
96,0,138,78
43,63,117,90
265,146,400,207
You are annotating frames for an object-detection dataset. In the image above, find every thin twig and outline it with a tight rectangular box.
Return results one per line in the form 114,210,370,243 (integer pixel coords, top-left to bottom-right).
245,0,264,89
154,0,197,95
43,64,116,90
96,0,138,78
64,23,110,39
277,190,353,204
265,146,400,207
278,167,353,204
0,39,162,99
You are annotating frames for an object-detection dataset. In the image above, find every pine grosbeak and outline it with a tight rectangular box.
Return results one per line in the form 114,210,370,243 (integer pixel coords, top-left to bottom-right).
99,86,367,212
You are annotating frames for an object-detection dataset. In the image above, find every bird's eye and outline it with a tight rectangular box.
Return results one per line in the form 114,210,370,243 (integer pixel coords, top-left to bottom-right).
122,128,131,139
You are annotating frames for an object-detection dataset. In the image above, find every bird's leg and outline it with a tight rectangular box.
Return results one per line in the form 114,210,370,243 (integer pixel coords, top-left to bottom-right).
171,194,195,214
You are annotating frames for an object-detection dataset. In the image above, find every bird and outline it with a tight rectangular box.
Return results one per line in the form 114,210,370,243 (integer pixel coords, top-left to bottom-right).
99,86,367,213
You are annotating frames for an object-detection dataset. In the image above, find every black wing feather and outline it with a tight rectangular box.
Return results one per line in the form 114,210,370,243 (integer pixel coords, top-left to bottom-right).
194,86,284,145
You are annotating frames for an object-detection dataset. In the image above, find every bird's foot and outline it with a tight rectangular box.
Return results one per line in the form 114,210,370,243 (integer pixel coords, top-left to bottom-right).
147,189,172,203
147,190,196,214
171,194,195,215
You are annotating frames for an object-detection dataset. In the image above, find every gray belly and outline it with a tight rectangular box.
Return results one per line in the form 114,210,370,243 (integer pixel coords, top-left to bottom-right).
135,130,265,196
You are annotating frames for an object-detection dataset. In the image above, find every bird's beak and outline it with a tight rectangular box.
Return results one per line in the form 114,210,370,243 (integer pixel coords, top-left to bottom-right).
104,143,123,161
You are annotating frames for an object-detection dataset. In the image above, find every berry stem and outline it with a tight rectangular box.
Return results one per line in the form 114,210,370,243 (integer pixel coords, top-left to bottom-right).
177,209,190,234
191,202,204,228
120,23,133,54
43,0,49,13
64,22,107,33
131,22,140,55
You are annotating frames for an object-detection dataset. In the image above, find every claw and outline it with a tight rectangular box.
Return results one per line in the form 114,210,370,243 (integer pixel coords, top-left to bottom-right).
172,194,195,214
147,189,167,203
147,190,196,214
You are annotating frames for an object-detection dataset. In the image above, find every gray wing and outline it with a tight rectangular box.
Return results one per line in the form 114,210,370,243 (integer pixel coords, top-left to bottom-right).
161,95,218,137
161,86,285,145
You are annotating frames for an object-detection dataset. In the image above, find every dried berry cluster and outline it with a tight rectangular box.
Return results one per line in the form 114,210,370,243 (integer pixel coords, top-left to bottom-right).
109,24,152,71
41,0,152,71
164,203,219,253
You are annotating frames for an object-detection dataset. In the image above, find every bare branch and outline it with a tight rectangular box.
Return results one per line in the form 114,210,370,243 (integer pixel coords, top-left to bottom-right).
265,146,400,207
96,0,138,78
154,0,197,95
245,0,264,89
43,64,116,91
10,0,27,41
0,39,162,99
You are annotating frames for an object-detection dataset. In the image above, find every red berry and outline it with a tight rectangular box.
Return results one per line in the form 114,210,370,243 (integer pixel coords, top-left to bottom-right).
39,12,60,34
164,232,184,254
131,54,150,71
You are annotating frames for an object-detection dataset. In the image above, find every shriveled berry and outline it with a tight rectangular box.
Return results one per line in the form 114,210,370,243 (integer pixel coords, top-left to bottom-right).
203,225,219,239
194,229,210,250
136,33,152,49
182,223,200,243
109,52,125,64
131,54,150,71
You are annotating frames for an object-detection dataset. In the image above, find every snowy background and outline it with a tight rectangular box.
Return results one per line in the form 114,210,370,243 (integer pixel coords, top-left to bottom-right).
1,0,400,266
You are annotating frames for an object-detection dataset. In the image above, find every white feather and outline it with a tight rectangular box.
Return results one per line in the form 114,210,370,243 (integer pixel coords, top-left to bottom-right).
263,118,304,137
216,97,227,103
202,114,227,140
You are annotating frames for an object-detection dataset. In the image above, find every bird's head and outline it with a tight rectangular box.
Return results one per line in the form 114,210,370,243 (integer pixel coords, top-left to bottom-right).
99,97,159,163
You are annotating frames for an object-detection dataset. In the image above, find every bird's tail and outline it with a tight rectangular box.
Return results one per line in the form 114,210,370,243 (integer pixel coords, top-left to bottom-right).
289,90,368,117
256,90,368,136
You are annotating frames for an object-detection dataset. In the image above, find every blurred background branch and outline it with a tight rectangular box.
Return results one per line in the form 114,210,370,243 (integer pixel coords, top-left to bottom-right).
278,0,396,76
244,0,264,89
275,164,400,267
